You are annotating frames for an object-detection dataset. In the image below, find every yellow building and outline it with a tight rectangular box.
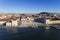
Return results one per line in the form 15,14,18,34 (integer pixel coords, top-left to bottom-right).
46,18,60,25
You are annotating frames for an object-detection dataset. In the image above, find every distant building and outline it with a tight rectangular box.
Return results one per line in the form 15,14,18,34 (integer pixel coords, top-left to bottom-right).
0,18,11,25
11,18,20,26
12,20,18,26
46,18,60,25
6,22,12,27
21,18,27,21
27,17,34,21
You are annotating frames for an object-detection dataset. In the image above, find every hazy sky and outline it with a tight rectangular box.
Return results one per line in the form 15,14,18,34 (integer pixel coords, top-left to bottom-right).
0,0,60,13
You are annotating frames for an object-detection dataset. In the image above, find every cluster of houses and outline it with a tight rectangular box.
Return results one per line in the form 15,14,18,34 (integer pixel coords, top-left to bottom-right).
0,15,35,27
0,12,60,27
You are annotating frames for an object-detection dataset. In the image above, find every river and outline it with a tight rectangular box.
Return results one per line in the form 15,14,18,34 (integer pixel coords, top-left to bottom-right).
0,26,60,40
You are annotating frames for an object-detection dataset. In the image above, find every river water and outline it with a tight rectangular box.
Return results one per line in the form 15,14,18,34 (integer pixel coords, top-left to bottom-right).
0,26,60,40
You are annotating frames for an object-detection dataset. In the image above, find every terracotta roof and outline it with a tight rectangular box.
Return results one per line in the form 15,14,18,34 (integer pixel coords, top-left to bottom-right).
0,18,11,21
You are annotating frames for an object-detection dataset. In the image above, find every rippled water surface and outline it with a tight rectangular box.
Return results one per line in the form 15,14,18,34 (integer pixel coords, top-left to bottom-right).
0,26,60,40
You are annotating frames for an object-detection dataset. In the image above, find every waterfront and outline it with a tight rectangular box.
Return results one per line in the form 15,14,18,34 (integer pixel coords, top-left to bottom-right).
0,26,60,40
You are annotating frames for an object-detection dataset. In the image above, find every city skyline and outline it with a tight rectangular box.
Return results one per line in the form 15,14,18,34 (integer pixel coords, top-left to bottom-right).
0,0,60,13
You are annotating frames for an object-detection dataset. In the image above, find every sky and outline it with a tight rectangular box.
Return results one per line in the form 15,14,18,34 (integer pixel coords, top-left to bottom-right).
0,0,60,13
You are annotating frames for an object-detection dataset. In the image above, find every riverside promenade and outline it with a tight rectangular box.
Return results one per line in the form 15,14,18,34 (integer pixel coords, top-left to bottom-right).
18,21,60,29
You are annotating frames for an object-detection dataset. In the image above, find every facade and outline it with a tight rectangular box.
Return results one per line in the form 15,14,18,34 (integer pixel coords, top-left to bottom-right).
11,18,20,26
21,18,27,21
27,17,34,21
0,18,11,25
12,20,18,26
46,18,60,25
46,18,50,24
6,22,12,26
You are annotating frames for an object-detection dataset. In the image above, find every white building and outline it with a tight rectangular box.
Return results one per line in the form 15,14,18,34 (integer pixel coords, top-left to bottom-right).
0,21,6,25
11,18,20,26
0,18,10,25
12,20,18,26
6,22,12,26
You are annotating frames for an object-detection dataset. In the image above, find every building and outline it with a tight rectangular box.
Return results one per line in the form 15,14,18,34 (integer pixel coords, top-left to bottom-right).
11,17,20,26
21,18,27,21
12,20,18,26
6,22,12,27
46,18,60,25
0,18,11,25
27,17,34,22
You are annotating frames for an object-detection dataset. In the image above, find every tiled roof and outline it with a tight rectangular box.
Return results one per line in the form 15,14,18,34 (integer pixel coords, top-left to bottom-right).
0,18,11,21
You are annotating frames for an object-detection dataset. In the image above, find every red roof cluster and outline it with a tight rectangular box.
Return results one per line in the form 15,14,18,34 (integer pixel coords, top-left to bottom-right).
0,18,11,22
